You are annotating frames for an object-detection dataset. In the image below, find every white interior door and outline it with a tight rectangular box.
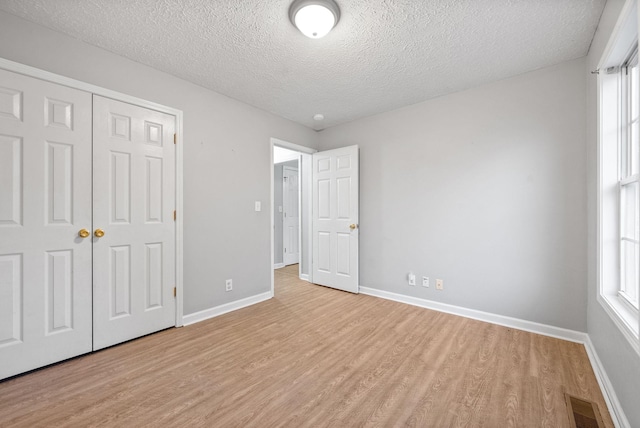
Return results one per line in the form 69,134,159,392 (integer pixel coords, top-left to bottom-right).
0,68,93,379
312,145,359,293
92,96,176,351
283,165,300,266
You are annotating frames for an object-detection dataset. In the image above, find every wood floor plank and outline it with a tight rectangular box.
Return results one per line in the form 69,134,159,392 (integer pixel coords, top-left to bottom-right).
0,264,614,427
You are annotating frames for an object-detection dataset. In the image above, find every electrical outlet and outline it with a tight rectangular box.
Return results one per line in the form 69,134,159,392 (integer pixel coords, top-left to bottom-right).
436,279,443,290
408,272,416,286
225,279,233,292
422,277,429,287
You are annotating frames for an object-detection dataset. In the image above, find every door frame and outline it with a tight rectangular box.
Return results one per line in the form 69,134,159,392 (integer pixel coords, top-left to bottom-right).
270,138,315,295
0,57,185,327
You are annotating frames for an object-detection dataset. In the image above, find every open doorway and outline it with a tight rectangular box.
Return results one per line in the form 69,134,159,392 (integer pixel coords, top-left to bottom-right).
274,152,299,268
270,138,361,296
270,138,316,295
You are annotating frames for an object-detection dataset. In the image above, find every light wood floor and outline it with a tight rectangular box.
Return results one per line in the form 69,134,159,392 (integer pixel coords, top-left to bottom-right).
0,264,612,427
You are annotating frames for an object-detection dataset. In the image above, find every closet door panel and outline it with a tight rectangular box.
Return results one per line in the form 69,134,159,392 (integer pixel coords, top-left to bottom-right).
0,68,92,380
92,95,176,350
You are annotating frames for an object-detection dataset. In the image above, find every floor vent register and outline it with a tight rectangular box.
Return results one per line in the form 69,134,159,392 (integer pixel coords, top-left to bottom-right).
564,394,605,428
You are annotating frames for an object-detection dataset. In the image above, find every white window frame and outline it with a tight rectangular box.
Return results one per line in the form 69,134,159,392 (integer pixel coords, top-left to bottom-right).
597,0,640,356
618,45,640,312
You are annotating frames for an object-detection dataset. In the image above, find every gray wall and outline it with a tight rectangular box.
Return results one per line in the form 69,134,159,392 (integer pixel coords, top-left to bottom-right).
0,11,319,315
299,153,312,277
319,58,588,331
586,1,640,426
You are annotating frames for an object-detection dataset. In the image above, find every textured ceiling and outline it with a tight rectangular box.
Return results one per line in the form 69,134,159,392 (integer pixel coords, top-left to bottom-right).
0,0,605,130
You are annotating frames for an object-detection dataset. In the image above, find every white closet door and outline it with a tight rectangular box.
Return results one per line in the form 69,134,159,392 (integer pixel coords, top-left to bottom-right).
92,96,176,350
0,68,93,380
312,145,359,293
283,166,300,265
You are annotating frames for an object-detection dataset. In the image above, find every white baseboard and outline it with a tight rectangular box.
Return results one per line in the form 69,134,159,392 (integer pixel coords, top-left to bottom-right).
359,286,587,343
300,273,310,282
583,336,631,428
273,263,285,269
182,291,273,326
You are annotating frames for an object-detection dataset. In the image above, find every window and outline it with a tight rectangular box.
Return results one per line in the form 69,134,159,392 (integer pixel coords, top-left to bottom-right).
597,0,640,356
619,46,640,312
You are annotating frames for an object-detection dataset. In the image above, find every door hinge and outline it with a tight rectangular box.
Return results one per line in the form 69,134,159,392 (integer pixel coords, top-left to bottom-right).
173,210,176,221
174,133,177,144
173,287,177,297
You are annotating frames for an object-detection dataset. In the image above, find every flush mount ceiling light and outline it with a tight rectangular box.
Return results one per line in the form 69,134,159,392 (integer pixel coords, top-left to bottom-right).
289,0,340,39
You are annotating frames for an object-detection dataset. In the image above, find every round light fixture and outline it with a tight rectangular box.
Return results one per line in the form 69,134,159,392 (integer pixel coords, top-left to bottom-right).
313,114,325,121
289,0,340,39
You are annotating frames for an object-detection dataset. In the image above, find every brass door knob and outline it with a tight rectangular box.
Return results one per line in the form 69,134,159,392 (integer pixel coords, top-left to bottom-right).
78,229,90,238
350,224,358,230
94,228,105,238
